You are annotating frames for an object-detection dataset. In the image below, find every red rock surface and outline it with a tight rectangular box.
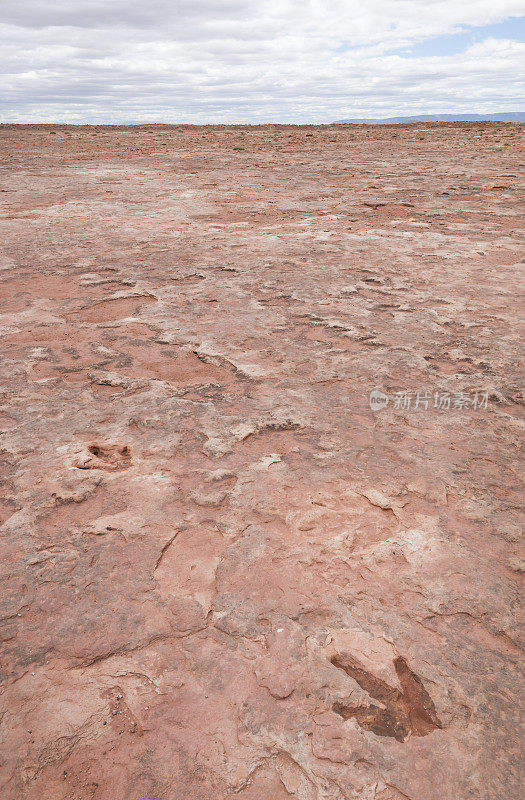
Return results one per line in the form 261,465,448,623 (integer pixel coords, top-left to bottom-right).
0,123,523,800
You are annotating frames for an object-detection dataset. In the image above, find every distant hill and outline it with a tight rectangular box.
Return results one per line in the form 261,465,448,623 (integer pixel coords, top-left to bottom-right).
333,112,525,124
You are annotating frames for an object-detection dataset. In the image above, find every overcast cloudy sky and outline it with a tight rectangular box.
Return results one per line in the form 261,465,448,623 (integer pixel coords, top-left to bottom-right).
2,0,524,123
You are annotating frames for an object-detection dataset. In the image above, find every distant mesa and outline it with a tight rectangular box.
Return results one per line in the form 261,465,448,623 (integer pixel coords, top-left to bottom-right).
333,112,525,124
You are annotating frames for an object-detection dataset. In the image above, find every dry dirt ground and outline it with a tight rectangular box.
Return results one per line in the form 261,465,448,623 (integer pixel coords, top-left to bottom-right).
0,123,523,800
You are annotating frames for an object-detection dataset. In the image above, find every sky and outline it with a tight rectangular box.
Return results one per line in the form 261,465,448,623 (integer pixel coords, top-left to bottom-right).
1,0,524,123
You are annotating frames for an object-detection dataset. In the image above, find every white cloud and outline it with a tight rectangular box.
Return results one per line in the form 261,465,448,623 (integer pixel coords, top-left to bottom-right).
1,1,523,122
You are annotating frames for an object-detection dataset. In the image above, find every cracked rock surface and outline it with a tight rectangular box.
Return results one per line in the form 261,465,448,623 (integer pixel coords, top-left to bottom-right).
0,123,523,799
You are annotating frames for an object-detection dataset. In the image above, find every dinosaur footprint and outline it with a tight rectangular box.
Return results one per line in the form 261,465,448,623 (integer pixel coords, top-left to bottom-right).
331,652,441,742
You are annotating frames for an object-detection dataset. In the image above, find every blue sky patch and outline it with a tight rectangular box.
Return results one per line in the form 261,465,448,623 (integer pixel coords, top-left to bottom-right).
388,16,525,58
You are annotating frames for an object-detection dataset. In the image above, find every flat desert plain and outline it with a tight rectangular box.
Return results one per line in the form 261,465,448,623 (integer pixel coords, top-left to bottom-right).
0,123,523,800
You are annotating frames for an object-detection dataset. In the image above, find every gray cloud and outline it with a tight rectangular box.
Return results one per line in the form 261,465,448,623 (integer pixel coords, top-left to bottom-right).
1,1,524,122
